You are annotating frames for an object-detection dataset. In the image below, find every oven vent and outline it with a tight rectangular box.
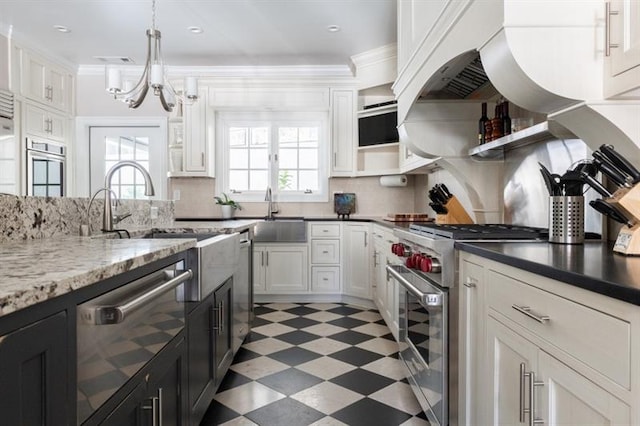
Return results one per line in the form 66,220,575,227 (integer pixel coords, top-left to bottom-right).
442,56,489,98
0,90,14,120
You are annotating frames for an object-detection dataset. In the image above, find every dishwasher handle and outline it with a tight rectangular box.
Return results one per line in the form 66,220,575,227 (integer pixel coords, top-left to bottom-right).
91,269,193,325
239,239,252,249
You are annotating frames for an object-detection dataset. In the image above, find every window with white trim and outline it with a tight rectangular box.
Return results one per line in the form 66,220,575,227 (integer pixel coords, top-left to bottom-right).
217,112,328,202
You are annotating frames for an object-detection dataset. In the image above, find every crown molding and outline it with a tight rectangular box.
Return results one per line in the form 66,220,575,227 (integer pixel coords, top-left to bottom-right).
350,43,397,68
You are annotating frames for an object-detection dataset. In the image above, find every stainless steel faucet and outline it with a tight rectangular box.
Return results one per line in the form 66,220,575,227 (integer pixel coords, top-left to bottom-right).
265,186,275,220
102,161,155,231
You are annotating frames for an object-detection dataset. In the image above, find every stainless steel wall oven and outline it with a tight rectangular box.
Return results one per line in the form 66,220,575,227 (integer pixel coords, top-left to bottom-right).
26,137,66,196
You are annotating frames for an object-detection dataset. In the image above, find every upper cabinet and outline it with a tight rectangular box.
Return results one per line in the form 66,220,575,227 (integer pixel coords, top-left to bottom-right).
20,50,74,114
330,89,356,177
605,0,640,98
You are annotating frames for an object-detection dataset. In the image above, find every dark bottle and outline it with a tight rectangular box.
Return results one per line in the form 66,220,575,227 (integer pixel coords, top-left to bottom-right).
478,102,488,144
502,101,512,136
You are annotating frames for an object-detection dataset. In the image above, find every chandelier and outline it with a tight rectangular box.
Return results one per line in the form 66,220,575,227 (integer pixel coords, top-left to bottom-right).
105,0,198,112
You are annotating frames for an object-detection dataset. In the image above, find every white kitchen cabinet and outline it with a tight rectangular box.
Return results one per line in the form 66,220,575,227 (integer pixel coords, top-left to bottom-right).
463,252,640,425
21,50,73,113
342,223,371,299
458,256,484,426
309,222,342,294
605,0,640,97
330,89,356,176
24,103,67,143
169,88,214,177
372,225,398,338
253,244,308,294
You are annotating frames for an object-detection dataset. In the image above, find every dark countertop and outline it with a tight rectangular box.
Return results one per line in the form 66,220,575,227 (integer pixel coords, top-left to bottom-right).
456,241,640,306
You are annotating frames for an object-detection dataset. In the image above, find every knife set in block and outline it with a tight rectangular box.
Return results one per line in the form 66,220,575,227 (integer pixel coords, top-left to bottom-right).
435,197,474,225
609,185,640,255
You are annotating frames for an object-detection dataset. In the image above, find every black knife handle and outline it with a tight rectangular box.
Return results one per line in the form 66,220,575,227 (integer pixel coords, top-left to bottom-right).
580,172,612,198
593,157,629,187
599,144,640,183
589,199,632,227
440,184,453,199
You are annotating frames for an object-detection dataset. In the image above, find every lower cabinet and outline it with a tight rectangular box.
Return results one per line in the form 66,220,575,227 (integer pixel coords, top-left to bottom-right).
342,223,371,299
104,336,188,425
372,225,398,338
0,311,69,425
187,278,234,425
254,244,308,293
460,251,638,425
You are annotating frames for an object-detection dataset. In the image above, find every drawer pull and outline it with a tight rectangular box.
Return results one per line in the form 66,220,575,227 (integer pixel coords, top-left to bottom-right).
512,304,550,324
322,250,329,254
463,277,477,288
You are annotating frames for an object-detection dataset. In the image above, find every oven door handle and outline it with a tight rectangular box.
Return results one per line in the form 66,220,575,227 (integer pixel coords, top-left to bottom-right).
386,265,443,307
91,269,193,325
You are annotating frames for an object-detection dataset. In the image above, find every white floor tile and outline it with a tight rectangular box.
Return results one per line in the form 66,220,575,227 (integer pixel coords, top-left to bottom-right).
298,337,351,355
355,337,399,356
230,356,289,380
305,311,343,323
291,382,364,415
263,303,301,311
369,382,423,415
258,310,298,323
305,303,342,311
214,381,285,414
303,322,346,337
349,310,383,322
352,322,392,337
241,337,293,355
220,416,259,426
308,416,350,426
251,322,297,337
361,356,407,381
295,356,357,380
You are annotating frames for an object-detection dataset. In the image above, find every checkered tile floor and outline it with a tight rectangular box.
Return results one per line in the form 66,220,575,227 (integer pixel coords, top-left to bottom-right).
200,303,430,426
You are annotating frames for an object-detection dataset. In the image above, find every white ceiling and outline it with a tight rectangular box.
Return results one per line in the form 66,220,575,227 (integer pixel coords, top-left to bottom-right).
0,0,397,69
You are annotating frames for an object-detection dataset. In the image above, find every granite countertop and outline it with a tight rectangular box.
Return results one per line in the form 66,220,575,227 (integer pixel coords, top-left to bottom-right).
0,236,196,317
456,241,640,306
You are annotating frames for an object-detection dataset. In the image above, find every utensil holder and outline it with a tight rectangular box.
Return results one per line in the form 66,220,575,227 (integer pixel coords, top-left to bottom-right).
549,196,584,244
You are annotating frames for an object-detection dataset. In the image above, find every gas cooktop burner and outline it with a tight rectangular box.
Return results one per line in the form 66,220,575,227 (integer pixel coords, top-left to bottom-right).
408,223,548,240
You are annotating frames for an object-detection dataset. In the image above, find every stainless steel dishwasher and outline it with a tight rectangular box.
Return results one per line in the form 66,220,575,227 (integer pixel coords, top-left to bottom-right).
76,260,193,424
233,229,253,353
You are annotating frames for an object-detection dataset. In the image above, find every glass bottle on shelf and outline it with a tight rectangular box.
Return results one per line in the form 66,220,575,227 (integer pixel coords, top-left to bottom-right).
502,101,512,136
478,102,489,145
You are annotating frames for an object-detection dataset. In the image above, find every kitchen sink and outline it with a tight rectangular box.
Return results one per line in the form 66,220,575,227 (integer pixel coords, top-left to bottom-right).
254,218,307,242
137,231,221,242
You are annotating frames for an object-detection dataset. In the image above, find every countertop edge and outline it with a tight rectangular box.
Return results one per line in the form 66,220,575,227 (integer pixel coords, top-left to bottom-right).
456,241,640,306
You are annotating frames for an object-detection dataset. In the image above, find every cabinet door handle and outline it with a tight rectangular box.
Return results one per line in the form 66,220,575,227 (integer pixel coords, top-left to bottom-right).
605,2,619,57
157,387,163,426
463,277,477,288
261,251,264,266
212,304,220,333
322,250,329,254
333,152,337,167
373,251,378,267
512,304,550,324
266,251,269,266
364,232,368,247
201,152,205,167
220,300,225,333
520,363,544,425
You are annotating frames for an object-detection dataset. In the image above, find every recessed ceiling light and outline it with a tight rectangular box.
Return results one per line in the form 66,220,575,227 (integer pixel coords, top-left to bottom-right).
53,25,70,33
188,26,203,34
327,25,340,33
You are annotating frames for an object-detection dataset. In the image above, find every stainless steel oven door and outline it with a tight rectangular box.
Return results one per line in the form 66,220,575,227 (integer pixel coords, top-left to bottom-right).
388,264,447,426
26,139,66,196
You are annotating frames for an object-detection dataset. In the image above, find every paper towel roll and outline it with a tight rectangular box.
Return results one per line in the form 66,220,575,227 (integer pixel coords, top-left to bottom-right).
379,175,408,187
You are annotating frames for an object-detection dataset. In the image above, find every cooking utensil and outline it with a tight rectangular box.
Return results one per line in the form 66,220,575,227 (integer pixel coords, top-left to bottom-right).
559,170,584,196
539,163,562,196
589,199,634,227
592,156,630,188
579,172,612,198
599,144,640,184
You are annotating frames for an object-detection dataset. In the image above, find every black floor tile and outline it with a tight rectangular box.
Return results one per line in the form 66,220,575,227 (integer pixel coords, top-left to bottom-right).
330,368,396,395
245,397,325,426
328,346,384,367
244,330,268,343
331,398,413,426
252,317,271,327
232,347,262,364
327,305,363,316
267,347,322,366
283,306,320,316
216,370,253,392
199,400,241,425
254,305,277,316
257,368,323,395
280,317,321,329
274,330,320,345
327,316,368,329
380,332,396,342
329,330,375,345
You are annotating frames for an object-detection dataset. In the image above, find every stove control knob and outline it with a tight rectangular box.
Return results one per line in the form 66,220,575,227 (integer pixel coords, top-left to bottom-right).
391,244,398,255
430,258,442,273
405,256,415,268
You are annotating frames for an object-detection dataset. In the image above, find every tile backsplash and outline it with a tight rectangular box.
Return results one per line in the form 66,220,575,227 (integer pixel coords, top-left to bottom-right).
169,176,418,219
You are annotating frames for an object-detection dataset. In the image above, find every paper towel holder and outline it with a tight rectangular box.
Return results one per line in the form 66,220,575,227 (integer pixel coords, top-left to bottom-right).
380,175,408,187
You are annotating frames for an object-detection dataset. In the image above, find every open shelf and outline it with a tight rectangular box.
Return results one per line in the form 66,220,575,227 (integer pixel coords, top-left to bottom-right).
468,121,578,159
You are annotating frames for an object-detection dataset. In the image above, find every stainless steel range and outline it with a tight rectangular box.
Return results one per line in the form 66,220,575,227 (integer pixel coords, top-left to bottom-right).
386,223,546,426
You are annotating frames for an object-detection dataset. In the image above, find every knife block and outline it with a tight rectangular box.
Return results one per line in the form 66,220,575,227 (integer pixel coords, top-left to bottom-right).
436,196,474,225
608,184,640,255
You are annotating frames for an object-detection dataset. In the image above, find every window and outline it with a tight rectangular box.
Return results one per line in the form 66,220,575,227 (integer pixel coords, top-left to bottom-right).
218,112,328,202
88,125,165,200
